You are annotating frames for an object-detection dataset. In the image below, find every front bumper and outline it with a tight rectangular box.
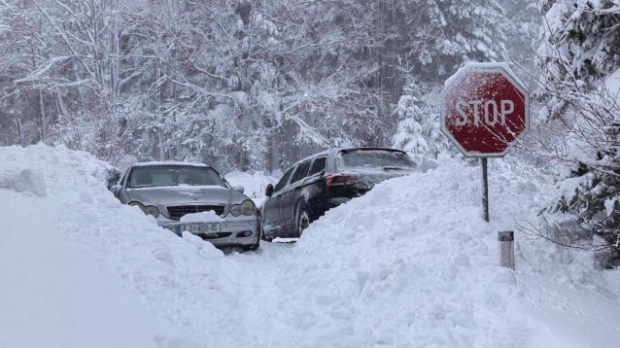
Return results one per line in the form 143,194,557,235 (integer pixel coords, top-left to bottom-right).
158,217,259,247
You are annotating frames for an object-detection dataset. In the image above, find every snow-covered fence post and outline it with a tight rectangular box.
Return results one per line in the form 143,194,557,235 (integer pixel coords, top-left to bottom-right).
498,231,515,269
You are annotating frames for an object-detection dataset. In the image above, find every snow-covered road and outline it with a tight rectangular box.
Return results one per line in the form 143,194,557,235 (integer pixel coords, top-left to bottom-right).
2,145,620,348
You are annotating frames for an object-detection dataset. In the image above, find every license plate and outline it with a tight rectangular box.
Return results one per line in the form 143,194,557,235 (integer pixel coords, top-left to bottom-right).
175,223,221,234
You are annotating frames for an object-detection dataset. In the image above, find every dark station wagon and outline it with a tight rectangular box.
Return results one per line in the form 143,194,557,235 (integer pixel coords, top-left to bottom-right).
262,148,416,239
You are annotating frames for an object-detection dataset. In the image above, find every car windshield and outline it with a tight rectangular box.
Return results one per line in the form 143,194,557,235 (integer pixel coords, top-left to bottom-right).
128,165,226,188
340,150,414,170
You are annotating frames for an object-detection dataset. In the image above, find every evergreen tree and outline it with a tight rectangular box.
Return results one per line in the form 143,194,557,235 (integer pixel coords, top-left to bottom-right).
538,0,620,120
500,0,541,66
538,0,620,266
419,0,510,79
393,79,428,157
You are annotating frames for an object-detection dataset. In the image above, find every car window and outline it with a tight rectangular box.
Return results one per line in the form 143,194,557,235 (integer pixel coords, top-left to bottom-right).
274,167,295,192
308,157,326,177
340,150,414,170
121,169,130,187
290,160,311,184
128,165,226,188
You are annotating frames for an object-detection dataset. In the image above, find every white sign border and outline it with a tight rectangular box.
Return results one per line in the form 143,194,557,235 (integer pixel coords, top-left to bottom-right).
440,63,531,158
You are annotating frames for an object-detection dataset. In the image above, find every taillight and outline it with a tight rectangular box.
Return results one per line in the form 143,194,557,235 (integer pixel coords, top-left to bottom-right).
326,174,358,187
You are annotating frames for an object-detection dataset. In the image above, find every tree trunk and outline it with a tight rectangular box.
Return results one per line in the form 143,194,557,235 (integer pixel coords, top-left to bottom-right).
39,89,47,141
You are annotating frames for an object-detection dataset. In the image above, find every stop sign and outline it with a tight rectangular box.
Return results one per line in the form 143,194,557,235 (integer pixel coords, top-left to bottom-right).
441,63,529,157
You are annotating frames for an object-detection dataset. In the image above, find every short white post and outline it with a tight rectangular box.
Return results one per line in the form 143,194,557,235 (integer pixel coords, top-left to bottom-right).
498,231,515,269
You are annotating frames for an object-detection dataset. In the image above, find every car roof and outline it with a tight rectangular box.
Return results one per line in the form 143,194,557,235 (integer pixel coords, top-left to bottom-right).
131,161,210,168
288,147,407,168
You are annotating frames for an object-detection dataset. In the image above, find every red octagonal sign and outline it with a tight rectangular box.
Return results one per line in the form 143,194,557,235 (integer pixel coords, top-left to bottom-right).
441,63,530,157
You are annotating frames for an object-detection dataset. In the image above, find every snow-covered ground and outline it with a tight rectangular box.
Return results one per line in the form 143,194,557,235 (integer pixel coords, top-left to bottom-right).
1,145,619,348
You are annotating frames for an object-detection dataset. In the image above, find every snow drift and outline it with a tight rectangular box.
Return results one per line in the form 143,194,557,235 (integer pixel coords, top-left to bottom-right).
1,145,619,348
0,145,227,348
272,157,620,348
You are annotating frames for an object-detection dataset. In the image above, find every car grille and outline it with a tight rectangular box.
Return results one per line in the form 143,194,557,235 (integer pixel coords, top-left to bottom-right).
200,232,232,240
167,204,225,220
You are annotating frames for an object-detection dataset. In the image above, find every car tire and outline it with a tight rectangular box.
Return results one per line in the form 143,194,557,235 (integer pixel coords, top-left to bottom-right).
296,206,310,238
244,234,261,251
244,215,263,251
260,214,274,242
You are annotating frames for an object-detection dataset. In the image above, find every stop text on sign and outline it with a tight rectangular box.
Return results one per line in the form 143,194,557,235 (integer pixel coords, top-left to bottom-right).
454,99,514,127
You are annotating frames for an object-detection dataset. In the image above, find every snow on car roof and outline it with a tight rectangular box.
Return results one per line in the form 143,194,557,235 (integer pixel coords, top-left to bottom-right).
289,147,407,167
131,161,210,168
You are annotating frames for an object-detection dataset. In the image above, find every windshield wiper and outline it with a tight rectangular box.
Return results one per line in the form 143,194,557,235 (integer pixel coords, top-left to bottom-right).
383,166,409,171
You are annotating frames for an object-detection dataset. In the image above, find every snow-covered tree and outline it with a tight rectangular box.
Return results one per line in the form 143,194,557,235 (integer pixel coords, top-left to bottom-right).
393,79,428,157
501,0,541,65
0,0,514,171
418,0,510,79
393,79,450,160
537,0,620,267
538,0,620,121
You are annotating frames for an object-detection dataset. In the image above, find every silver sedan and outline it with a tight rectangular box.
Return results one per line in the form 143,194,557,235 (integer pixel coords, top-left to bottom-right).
112,162,261,250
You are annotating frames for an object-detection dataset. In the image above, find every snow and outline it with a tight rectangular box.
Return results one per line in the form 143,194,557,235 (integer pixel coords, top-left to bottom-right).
13,56,72,84
443,62,529,94
180,210,223,223
605,67,620,102
132,161,209,167
0,147,189,348
0,194,166,348
1,144,620,348
128,185,229,194
0,168,47,196
0,145,215,348
224,170,277,207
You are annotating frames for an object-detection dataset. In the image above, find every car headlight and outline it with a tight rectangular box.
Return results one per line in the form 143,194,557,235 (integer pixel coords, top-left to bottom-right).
230,204,242,217
240,199,256,216
230,199,256,217
129,201,160,218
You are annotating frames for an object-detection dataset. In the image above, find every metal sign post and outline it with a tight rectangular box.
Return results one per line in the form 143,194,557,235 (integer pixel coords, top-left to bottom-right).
481,158,489,222
441,63,530,222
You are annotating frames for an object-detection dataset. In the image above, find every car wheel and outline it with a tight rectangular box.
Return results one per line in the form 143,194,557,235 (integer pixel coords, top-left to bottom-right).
296,208,310,237
244,234,261,251
259,213,274,242
244,215,263,251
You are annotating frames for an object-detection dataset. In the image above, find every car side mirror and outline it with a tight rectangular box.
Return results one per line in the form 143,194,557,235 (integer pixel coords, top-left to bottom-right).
234,185,245,194
265,184,274,197
111,184,122,197
106,169,122,190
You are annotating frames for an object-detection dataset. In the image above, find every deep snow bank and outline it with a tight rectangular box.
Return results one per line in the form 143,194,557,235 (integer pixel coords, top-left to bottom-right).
1,145,619,348
264,156,620,348
0,145,233,348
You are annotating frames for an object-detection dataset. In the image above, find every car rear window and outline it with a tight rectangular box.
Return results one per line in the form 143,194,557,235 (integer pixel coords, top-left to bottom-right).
128,165,226,188
340,150,414,170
